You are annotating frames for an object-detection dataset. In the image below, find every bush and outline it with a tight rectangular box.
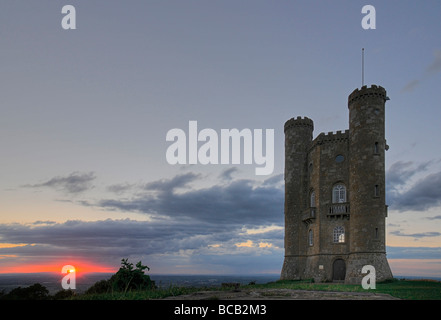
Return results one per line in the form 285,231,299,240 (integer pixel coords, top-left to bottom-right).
86,258,155,294
1,283,49,300
85,279,111,295
53,289,75,299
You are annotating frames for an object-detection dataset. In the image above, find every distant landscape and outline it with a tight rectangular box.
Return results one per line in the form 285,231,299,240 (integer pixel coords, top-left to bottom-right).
0,273,280,295
1,272,440,297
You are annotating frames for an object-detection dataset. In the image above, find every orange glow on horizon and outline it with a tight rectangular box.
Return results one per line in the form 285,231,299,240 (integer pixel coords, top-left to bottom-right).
0,262,116,274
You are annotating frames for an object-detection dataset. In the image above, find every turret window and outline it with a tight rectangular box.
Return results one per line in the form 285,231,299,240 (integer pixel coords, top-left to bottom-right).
332,184,347,203
335,155,345,163
310,191,316,207
374,142,379,154
374,185,379,197
309,229,313,246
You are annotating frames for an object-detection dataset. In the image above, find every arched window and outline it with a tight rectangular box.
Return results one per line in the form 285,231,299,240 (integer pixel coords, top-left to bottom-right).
332,184,346,203
309,229,313,246
310,191,316,207
333,226,345,243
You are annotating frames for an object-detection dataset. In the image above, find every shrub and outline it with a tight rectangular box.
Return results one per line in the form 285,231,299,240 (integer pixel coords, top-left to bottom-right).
85,258,155,294
1,283,49,300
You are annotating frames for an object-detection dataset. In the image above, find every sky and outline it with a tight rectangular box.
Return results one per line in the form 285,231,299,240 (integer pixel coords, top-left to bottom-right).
1,0,441,278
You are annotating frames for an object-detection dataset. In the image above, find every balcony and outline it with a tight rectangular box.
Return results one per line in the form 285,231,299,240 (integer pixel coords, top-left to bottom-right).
327,203,350,219
302,208,316,226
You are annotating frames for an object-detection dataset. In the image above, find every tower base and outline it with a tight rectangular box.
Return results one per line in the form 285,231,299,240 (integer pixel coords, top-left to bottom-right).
281,253,393,284
345,252,393,284
280,256,304,281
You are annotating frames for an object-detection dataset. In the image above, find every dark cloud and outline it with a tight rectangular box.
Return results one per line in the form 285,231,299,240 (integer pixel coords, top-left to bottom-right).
426,215,441,220
32,220,57,225
143,172,200,192
22,172,96,194
262,174,283,187
0,218,284,272
386,161,431,191
387,161,441,211
1,171,285,272
0,170,284,272
388,171,441,211
0,219,227,257
97,174,284,227
106,183,136,195
219,167,238,181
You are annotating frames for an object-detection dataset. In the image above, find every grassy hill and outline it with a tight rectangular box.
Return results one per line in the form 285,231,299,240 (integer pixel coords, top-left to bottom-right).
71,278,441,300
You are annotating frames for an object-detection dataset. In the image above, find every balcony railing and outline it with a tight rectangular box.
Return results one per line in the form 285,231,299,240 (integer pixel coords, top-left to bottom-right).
328,203,350,218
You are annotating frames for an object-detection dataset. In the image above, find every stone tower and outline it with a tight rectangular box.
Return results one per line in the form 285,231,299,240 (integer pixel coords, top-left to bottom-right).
281,85,393,284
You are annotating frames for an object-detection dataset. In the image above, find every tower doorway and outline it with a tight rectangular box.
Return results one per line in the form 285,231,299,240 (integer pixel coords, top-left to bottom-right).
333,259,346,281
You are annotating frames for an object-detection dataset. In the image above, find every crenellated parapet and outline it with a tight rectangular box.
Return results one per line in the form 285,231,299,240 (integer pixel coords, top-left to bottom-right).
284,116,314,133
348,85,387,106
314,129,349,146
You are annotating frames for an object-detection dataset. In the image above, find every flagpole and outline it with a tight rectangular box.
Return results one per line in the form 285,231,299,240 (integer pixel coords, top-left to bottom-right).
362,48,365,87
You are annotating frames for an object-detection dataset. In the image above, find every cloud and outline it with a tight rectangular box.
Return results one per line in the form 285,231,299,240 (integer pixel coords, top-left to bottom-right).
401,79,420,93
262,174,283,187
1,171,285,273
390,230,441,239
386,161,441,211
219,167,238,181
143,172,201,193
0,217,284,273
96,173,284,227
401,49,441,92
426,215,441,220
23,172,96,194
388,171,441,211
106,183,136,195
387,246,441,260
426,49,441,75
386,160,431,191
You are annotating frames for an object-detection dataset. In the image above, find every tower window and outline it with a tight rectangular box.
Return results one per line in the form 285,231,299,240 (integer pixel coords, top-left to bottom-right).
374,185,379,197
310,191,316,208
374,142,379,154
335,155,345,163
375,228,379,239
309,229,313,246
333,226,345,243
332,184,347,203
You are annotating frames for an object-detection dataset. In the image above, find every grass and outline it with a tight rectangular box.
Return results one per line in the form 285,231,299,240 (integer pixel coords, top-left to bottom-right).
242,278,441,300
70,278,441,300
374,279,441,300
71,285,203,300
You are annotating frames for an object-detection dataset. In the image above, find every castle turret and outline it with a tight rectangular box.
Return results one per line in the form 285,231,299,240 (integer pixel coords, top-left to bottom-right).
346,85,393,283
281,117,313,280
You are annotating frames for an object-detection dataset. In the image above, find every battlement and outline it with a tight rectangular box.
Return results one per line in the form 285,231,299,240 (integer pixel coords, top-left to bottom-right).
284,116,314,133
313,129,349,146
348,85,387,105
